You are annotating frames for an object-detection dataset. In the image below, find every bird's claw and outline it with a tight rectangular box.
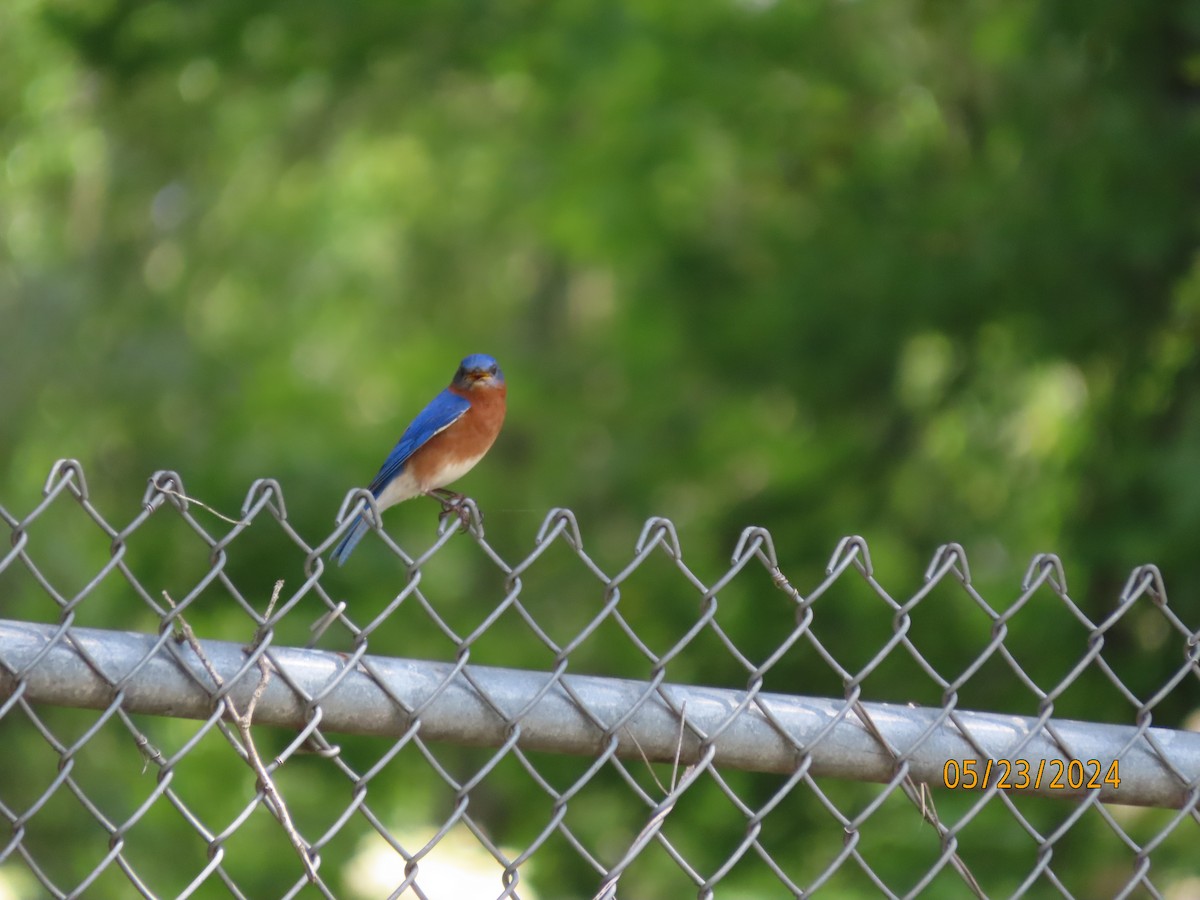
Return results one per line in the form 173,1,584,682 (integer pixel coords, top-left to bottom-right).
431,490,478,531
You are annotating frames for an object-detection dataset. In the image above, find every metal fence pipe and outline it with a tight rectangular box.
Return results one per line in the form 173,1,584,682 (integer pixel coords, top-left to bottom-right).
3,618,1196,809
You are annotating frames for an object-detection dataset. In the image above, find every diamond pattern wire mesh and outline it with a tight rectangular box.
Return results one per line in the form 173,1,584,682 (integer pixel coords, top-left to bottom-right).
2,459,1199,899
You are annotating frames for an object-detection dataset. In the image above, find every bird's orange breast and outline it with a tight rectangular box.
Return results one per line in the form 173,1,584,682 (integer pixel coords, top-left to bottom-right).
406,385,507,490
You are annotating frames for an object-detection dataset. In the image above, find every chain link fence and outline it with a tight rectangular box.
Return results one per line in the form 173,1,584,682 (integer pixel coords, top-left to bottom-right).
2,459,1199,899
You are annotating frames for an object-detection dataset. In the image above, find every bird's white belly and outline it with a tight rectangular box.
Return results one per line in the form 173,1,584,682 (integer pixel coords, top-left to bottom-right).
374,452,485,511
375,470,422,510
425,452,485,491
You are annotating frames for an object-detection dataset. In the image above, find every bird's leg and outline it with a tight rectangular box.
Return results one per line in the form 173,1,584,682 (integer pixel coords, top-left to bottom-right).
427,488,473,529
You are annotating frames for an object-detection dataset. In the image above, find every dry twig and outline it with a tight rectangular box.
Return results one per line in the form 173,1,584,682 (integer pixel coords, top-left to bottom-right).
768,563,986,899
164,580,321,884
154,483,250,526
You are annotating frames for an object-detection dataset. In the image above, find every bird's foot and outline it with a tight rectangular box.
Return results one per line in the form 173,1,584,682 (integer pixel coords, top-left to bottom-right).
429,489,478,531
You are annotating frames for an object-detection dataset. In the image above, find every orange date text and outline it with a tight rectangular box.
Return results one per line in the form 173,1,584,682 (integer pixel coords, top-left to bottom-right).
942,758,1120,791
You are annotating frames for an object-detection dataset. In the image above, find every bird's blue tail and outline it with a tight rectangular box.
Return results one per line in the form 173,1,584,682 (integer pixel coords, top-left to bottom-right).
331,513,371,566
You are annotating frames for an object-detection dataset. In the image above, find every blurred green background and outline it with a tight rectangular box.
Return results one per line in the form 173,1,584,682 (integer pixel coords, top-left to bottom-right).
2,0,1200,897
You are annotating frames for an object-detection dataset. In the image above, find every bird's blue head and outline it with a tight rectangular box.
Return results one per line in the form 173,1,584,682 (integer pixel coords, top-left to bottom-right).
452,353,505,390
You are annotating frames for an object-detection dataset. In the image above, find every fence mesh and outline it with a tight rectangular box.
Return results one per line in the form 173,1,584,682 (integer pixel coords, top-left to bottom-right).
1,459,1199,899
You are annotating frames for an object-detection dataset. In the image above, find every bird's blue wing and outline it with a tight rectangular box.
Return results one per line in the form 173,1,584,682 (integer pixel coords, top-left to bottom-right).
331,388,470,566
367,388,470,495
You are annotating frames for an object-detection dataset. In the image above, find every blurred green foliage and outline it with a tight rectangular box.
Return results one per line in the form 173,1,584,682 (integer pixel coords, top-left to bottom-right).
2,0,1199,896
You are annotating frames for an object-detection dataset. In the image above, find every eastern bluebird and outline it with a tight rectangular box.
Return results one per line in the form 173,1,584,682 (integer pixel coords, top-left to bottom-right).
331,353,507,565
